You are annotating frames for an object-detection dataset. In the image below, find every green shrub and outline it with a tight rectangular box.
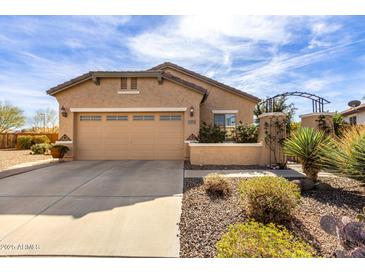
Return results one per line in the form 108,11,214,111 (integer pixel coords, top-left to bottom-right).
17,135,33,149
216,221,316,258
203,173,231,196
32,135,50,144
321,126,365,182
239,176,300,224
333,112,345,137
198,122,226,143
235,122,258,143
283,127,330,182
30,143,51,154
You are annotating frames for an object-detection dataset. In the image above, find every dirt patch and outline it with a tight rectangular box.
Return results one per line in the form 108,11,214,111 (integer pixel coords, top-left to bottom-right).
0,149,51,171
179,176,365,258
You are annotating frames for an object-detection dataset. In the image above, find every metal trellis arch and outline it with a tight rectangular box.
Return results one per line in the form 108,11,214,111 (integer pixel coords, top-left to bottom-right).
260,91,330,113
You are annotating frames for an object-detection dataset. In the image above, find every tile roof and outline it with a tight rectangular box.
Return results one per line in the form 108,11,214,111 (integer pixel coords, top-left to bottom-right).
46,70,208,98
150,62,260,102
341,103,365,116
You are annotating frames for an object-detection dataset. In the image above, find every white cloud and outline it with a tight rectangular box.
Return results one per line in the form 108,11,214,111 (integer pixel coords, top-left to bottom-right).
127,16,296,69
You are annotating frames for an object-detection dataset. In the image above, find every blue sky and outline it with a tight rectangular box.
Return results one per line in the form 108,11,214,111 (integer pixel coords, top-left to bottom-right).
0,15,365,123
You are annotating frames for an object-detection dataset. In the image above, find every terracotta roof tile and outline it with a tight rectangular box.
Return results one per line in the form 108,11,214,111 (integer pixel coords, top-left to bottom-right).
150,62,260,102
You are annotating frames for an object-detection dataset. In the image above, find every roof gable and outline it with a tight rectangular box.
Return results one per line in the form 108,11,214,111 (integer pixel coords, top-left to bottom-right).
341,103,365,116
46,70,208,99
150,62,260,103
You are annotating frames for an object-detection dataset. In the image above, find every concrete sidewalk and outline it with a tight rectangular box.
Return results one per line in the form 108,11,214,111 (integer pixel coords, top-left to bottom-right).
184,165,335,178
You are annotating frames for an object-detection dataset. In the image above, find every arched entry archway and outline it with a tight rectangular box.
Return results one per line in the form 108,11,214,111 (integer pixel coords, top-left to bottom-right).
259,91,330,113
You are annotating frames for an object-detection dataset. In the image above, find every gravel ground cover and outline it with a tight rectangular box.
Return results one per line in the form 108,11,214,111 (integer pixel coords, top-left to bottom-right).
179,176,365,258
0,149,51,171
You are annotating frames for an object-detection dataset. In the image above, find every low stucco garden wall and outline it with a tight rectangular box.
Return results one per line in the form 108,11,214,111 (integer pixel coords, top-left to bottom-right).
189,143,268,166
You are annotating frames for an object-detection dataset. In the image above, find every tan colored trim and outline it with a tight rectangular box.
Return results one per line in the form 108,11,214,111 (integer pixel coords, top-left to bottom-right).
55,141,73,144
93,71,161,78
258,112,287,118
70,107,187,113
48,77,91,95
212,110,238,114
117,90,140,95
299,112,335,118
189,143,263,147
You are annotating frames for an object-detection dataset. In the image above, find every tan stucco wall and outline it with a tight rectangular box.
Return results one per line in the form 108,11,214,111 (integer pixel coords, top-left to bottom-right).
300,113,334,131
189,112,286,166
162,68,257,125
54,77,203,159
189,144,267,166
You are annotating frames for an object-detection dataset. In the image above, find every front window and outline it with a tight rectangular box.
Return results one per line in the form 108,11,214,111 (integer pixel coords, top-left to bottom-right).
214,113,236,141
214,114,236,128
131,77,138,90
349,116,357,125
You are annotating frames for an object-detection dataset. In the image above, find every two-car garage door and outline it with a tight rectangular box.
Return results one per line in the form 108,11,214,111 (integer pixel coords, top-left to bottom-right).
75,112,184,160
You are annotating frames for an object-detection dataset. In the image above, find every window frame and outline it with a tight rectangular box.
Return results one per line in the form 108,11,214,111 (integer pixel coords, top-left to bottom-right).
80,115,102,121
349,116,357,125
131,77,138,90
213,113,236,129
121,78,128,90
106,115,128,121
133,115,155,121
159,114,182,121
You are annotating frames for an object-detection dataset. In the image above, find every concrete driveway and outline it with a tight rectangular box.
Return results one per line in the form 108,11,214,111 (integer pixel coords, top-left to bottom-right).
0,160,183,257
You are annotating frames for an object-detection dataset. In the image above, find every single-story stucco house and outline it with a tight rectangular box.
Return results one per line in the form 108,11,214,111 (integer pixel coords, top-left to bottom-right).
340,102,365,125
47,62,260,160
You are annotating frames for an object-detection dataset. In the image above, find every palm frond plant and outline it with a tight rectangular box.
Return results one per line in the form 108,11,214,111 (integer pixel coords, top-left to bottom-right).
321,126,365,182
283,127,330,182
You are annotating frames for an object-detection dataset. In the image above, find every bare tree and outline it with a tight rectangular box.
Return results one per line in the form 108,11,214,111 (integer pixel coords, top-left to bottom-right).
0,101,26,133
30,108,58,133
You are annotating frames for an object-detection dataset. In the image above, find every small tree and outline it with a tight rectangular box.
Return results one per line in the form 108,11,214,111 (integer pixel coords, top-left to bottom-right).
30,108,58,133
0,101,26,133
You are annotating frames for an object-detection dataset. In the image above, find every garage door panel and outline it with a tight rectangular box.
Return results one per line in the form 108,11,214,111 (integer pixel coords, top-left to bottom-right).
105,136,130,145
76,112,184,160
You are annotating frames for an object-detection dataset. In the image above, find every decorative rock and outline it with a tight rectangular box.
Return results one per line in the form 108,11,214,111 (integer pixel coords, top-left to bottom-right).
291,178,316,191
315,182,334,190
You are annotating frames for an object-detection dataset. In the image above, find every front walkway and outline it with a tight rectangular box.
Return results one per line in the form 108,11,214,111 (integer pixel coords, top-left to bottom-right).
184,164,335,178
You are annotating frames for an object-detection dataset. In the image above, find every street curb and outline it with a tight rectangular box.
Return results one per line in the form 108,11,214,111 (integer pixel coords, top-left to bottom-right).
0,161,62,180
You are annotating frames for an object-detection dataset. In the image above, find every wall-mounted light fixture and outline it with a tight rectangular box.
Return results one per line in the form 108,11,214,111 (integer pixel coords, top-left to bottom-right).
189,106,194,117
61,106,68,117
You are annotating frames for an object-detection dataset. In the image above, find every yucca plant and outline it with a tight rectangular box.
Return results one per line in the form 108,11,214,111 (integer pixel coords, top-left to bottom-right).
283,127,330,182
321,126,365,182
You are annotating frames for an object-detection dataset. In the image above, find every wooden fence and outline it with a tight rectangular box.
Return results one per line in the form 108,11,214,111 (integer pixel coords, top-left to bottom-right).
0,132,59,149
0,133,17,149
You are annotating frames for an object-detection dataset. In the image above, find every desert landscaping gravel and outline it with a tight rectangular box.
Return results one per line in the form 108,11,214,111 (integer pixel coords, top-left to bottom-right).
179,176,365,258
0,149,51,171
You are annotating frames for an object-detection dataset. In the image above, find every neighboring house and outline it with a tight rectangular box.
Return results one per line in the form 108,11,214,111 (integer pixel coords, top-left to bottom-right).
340,103,365,125
47,62,260,160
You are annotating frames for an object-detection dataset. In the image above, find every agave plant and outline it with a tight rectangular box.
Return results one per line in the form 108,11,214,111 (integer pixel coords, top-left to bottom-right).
283,127,330,182
321,126,365,182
